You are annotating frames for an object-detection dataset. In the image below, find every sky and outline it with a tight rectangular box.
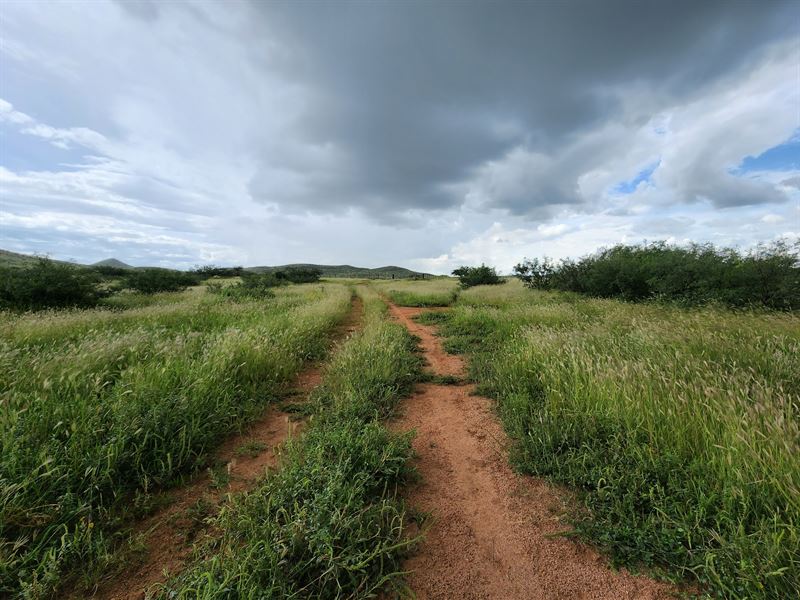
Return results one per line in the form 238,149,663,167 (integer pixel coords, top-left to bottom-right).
0,0,798,273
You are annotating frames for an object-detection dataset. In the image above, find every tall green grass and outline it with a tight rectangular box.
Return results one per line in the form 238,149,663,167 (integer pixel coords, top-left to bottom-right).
374,278,459,307
427,282,799,598
1,284,351,598
159,285,422,599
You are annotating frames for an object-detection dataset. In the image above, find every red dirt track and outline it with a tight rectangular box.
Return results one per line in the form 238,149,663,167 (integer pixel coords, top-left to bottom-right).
387,303,674,600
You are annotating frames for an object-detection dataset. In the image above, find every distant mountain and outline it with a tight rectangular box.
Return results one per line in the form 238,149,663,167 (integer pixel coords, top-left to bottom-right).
247,263,432,279
1,249,432,278
92,258,134,269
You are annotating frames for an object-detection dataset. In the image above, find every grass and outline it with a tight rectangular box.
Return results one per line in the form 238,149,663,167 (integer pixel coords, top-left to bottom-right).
374,278,460,307
426,280,800,598
158,285,423,598
0,283,352,598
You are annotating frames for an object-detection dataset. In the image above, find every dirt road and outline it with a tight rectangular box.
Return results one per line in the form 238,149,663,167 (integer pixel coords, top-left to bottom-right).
91,296,363,600
388,303,673,600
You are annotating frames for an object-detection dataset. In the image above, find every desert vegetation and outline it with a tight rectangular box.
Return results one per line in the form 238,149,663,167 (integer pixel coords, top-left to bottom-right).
420,278,799,598
451,264,505,288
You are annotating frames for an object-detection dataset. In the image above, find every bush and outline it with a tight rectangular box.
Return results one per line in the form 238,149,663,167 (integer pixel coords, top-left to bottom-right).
190,265,244,279
89,265,129,278
207,272,284,300
514,240,800,309
0,258,103,310
122,269,199,294
275,267,323,284
452,264,505,288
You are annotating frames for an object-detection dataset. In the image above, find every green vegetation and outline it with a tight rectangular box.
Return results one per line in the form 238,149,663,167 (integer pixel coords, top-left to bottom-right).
513,240,800,309
0,258,106,310
159,286,421,598
206,272,286,300
190,265,244,278
275,266,323,283
0,283,351,597
452,264,505,288
122,268,200,294
375,278,460,307
425,280,799,598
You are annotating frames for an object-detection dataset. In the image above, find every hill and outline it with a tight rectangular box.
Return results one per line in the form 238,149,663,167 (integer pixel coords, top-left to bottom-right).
1,249,431,278
0,249,77,269
247,263,431,279
92,258,134,269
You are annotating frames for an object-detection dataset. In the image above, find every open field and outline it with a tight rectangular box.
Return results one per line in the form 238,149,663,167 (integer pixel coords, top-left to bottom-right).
2,276,798,599
1,283,352,597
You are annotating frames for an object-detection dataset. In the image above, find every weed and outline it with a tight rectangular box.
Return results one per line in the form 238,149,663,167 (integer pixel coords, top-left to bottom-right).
234,440,268,458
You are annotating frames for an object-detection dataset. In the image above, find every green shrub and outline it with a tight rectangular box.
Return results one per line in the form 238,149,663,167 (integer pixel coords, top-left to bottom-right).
89,265,130,278
122,269,199,294
0,258,103,310
275,267,323,283
452,264,504,288
514,240,800,309
190,265,244,279
207,272,285,300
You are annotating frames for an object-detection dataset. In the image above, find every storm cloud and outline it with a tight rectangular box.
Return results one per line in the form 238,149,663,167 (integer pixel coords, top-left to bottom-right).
1,0,798,270
242,0,797,217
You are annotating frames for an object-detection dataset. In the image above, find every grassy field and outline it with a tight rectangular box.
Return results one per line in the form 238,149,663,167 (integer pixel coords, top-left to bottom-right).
0,283,351,597
3,272,797,599
158,285,422,598
373,277,460,307
420,279,799,598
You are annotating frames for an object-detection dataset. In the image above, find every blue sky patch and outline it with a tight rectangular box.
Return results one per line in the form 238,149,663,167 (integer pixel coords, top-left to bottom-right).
612,160,660,194
737,131,800,173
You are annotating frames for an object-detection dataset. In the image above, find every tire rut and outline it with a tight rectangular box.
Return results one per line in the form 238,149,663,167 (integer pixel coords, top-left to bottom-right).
88,295,364,600
387,302,675,600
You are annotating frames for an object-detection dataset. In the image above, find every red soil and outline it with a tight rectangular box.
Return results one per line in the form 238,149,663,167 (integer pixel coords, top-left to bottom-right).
387,303,675,600
87,296,363,599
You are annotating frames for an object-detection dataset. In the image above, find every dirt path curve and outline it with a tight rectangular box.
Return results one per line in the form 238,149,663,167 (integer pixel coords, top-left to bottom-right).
387,303,674,600
90,296,363,600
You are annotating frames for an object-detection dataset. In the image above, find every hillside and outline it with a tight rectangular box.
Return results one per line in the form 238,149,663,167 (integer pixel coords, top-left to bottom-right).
92,258,134,269
247,263,431,279
1,249,431,278
0,249,76,268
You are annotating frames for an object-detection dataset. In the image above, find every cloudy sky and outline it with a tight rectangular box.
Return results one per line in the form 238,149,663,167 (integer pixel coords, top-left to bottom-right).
1,0,798,272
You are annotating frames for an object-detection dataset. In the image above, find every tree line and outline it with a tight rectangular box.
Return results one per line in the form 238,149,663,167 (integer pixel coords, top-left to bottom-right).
513,240,799,310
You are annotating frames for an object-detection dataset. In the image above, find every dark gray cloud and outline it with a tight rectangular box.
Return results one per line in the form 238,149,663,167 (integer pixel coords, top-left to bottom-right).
244,0,797,217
